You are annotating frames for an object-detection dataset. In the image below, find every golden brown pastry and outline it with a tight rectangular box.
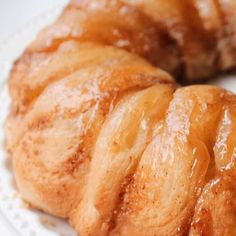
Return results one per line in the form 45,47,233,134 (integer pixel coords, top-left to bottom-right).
189,176,236,236
5,0,236,235
8,42,173,217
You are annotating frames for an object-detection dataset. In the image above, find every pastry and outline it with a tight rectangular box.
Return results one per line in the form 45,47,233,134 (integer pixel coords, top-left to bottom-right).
5,0,236,235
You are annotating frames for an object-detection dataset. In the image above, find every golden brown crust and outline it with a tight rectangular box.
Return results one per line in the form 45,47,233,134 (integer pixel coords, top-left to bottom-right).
69,84,175,235
14,0,235,82
27,0,181,77
9,44,173,217
216,0,236,70
108,86,227,236
189,176,236,236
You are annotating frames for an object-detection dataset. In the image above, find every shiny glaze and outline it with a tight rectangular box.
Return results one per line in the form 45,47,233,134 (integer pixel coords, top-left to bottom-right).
8,44,173,217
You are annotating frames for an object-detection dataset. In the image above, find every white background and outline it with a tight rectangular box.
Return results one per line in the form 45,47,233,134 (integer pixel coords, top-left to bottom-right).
0,0,68,42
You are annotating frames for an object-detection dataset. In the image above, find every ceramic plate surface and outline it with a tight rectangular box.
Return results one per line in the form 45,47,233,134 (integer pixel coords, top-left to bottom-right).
0,2,235,236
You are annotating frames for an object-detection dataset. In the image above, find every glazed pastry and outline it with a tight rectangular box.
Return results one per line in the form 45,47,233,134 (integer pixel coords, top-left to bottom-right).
5,0,236,235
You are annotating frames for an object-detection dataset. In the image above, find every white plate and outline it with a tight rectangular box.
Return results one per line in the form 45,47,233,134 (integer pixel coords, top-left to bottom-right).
0,2,235,236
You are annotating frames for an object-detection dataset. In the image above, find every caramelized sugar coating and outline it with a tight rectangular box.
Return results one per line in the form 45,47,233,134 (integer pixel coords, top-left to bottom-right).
19,0,236,81
70,84,174,235
27,0,181,77
5,0,236,235
108,86,234,236
8,44,173,217
189,176,236,236
71,86,236,236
